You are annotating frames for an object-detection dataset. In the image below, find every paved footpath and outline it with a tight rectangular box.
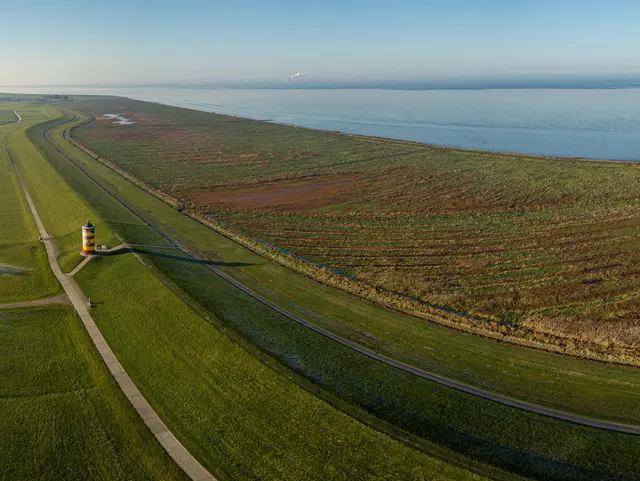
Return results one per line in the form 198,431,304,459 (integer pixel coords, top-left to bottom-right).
8,132,216,481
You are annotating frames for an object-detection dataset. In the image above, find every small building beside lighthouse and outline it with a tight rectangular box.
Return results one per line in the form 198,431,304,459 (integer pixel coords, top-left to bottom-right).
82,221,96,255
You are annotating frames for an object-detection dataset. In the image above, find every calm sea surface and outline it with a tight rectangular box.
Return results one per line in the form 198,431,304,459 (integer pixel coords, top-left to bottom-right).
7,86,640,160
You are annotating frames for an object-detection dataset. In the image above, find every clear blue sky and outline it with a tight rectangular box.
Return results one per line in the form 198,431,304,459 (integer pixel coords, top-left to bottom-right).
1,0,639,85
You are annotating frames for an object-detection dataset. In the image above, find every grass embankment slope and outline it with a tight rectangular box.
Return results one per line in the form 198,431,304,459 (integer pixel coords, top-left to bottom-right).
29,111,494,481
1,107,186,480
57,104,640,428
33,108,640,479
70,97,640,363
0,308,186,481
78,252,493,481
0,108,59,302
8,109,121,273
0,109,18,125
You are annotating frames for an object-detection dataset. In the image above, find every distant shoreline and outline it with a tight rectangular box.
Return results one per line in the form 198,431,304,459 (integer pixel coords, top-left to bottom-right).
4,75,640,91
4,85,640,92
110,94,640,164
4,87,640,161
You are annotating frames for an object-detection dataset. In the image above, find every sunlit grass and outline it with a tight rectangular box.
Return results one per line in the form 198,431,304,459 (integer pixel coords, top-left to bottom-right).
0,307,186,481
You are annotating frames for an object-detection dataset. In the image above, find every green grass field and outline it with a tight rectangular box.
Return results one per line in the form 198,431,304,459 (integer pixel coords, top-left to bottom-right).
0,306,186,481
78,250,495,481
23,104,640,479
44,106,640,428
9,111,122,274
70,96,640,364
0,115,60,302
0,107,186,480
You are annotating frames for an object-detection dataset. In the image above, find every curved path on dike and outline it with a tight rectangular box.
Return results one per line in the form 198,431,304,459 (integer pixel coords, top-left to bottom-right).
50,114,640,437
5,123,216,481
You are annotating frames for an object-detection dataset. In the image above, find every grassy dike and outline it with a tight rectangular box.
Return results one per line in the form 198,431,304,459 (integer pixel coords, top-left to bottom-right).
1,108,186,480
5,117,123,272
22,110,496,480
0,121,59,302
77,248,495,481
54,110,640,426
27,110,640,479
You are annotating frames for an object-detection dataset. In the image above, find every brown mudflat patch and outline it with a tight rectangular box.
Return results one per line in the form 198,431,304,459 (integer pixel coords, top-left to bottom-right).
187,178,372,210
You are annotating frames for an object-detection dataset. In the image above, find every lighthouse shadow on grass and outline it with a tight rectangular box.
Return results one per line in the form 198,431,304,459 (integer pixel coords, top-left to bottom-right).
95,245,253,268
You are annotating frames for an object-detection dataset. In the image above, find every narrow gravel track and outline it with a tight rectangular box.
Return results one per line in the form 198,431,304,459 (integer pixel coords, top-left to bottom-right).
5,124,216,481
50,114,640,436
0,293,70,309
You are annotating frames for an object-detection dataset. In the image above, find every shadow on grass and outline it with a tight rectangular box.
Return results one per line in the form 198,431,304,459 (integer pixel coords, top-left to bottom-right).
95,246,253,268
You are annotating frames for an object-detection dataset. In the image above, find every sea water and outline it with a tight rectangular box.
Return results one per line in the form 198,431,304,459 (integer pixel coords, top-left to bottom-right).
7,86,640,160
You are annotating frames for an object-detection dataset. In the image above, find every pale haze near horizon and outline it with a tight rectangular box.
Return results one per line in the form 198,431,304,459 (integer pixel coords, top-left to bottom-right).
1,0,639,86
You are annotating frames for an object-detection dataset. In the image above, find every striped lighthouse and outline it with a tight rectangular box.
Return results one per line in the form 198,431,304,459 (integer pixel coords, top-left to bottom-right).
82,221,96,255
